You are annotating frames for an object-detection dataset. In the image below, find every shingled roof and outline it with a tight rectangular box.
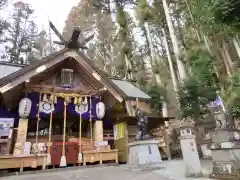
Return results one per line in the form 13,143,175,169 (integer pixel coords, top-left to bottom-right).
0,48,150,100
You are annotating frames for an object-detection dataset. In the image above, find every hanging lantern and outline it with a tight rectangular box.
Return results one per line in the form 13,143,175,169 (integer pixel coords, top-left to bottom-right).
96,102,106,119
18,98,32,118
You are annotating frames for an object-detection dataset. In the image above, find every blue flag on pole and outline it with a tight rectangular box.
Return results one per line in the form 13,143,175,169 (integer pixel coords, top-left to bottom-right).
207,96,226,112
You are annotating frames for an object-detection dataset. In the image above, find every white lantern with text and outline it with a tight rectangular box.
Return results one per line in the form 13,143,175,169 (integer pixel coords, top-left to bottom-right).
96,102,106,119
18,98,32,118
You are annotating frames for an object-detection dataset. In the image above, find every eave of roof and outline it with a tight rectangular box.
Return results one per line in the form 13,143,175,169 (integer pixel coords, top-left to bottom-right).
111,79,150,99
0,48,69,87
0,48,151,101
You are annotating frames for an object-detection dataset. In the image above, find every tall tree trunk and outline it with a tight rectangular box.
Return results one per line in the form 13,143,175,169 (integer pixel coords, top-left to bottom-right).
203,34,212,53
155,74,169,117
162,0,187,81
144,22,155,65
162,28,179,94
144,22,168,116
184,0,201,41
233,37,240,59
223,42,234,73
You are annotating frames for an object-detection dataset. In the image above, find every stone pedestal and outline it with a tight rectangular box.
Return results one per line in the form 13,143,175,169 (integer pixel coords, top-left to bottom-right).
179,124,202,177
128,140,162,165
210,129,240,179
200,139,212,159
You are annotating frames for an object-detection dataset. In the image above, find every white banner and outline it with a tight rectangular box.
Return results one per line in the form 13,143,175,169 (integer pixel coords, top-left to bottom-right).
75,104,88,115
95,141,108,146
113,125,118,140
39,102,54,114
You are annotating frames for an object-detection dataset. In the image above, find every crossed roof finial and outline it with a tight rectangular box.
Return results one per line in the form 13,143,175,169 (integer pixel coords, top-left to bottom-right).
49,21,94,50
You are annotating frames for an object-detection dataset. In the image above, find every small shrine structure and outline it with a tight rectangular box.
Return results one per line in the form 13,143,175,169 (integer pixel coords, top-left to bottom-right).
0,24,172,171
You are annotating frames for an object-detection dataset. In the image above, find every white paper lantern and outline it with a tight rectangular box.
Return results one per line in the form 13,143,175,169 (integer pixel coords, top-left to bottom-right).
18,98,32,118
96,102,105,119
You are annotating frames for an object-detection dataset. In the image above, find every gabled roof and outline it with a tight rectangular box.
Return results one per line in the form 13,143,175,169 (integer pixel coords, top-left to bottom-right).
111,79,150,99
0,48,150,101
0,48,69,86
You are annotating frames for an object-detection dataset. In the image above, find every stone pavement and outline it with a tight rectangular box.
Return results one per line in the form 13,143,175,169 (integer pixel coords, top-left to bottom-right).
0,160,215,180
0,165,171,180
153,159,214,180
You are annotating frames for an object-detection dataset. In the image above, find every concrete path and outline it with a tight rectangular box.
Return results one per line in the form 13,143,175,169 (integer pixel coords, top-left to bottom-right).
0,160,214,180
0,166,171,180
153,159,214,180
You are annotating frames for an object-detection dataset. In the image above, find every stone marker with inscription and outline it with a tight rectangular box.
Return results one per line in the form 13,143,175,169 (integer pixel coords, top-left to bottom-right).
179,120,203,177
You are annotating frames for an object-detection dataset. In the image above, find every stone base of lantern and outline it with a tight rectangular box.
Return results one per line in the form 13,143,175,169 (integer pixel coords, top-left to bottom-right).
128,140,162,166
210,129,240,179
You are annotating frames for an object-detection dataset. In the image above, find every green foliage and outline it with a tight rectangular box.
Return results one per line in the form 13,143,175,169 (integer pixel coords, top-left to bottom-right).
180,47,218,120
4,2,38,64
147,85,166,113
136,0,152,23
179,77,217,120
187,46,219,87
223,72,240,119
116,5,127,28
213,0,240,31
190,0,233,36
230,95,240,120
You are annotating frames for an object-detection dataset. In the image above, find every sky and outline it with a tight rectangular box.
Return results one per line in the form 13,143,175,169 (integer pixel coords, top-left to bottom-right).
0,0,144,55
0,0,79,56
8,0,79,33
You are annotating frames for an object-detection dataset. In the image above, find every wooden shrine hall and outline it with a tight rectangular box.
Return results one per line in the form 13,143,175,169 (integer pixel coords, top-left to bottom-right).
0,25,172,172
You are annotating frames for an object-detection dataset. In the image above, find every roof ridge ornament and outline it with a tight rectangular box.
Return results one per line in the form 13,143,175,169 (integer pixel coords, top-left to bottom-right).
49,21,94,50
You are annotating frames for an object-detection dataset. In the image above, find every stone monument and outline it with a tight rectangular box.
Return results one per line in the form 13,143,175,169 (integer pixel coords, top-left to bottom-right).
179,120,203,177
128,109,162,165
210,110,240,179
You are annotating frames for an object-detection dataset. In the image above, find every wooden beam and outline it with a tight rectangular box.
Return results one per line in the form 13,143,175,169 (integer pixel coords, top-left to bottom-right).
66,51,123,102
0,53,68,94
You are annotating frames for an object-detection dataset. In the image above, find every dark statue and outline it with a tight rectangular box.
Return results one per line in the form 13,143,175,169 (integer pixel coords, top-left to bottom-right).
135,109,151,140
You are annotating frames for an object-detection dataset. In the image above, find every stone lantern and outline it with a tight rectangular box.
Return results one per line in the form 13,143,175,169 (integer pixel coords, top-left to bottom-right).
210,110,240,179
179,120,202,177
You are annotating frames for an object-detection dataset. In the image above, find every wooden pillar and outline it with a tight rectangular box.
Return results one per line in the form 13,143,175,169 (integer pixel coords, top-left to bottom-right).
13,118,28,155
94,120,103,142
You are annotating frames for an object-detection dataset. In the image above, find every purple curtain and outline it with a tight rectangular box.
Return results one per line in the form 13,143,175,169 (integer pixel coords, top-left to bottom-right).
27,92,100,120
0,92,114,128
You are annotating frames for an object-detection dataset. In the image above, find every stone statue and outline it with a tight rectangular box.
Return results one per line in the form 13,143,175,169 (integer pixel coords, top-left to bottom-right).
135,108,151,140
